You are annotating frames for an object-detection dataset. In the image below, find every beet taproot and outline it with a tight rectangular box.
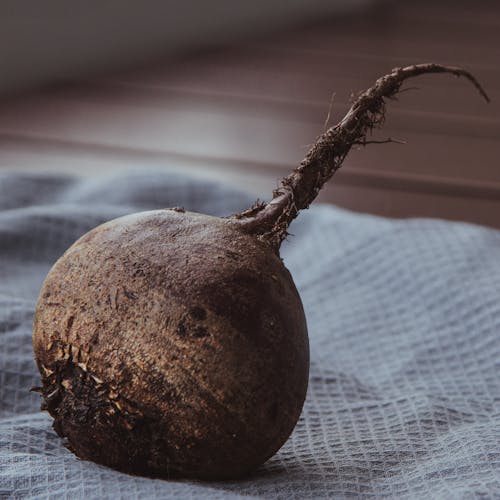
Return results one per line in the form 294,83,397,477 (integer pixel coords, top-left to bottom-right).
33,64,488,480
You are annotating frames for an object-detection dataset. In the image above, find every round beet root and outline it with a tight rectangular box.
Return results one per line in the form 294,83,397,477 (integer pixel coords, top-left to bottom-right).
33,64,488,479
33,210,309,479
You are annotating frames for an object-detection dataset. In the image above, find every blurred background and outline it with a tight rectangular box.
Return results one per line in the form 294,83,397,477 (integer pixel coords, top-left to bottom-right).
0,0,498,227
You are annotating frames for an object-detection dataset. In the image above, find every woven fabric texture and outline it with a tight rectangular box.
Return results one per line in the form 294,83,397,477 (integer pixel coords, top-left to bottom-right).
0,171,499,499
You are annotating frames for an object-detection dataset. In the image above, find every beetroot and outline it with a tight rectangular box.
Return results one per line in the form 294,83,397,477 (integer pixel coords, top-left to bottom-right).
33,64,488,479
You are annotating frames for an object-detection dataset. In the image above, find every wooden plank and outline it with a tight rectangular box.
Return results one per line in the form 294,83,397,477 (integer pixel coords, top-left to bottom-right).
2,135,500,203
0,93,497,183
247,2,500,67
48,77,499,140
88,53,499,125
320,182,500,230
383,0,500,28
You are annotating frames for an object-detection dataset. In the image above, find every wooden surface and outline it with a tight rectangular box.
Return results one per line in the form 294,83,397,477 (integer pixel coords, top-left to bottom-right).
0,0,499,227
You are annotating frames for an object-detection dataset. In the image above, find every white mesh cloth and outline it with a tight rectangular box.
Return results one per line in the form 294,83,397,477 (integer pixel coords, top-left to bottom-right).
1,171,499,499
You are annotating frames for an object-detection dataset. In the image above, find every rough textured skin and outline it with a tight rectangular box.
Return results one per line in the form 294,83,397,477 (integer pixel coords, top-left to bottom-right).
33,209,309,480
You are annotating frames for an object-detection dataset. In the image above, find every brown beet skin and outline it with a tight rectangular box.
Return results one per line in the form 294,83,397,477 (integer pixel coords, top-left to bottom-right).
33,209,309,479
33,64,487,480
